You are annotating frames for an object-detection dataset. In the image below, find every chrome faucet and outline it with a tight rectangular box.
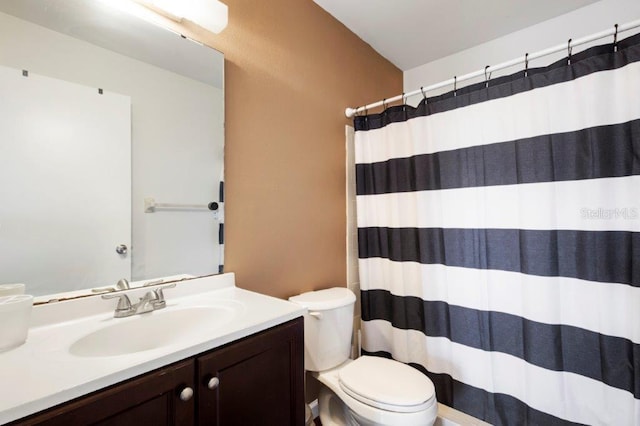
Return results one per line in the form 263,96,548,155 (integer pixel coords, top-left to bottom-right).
102,283,176,318
134,291,158,314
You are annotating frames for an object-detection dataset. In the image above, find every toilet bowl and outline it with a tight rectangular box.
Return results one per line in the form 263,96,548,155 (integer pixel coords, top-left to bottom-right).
316,357,437,425
289,288,437,426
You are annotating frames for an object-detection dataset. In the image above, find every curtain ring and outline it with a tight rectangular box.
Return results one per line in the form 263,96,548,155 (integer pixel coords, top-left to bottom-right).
453,76,457,96
382,98,388,110
420,86,427,100
567,38,573,65
524,53,529,77
484,65,491,88
613,23,619,52
402,92,408,111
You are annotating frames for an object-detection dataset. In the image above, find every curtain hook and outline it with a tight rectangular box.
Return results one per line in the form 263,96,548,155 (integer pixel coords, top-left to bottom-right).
402,92,407,111
453,76,457,96
567,38,573,65
484,65,491,88
524,53,529,77
613,23,619,52
382,98,387,110
420,86,427,100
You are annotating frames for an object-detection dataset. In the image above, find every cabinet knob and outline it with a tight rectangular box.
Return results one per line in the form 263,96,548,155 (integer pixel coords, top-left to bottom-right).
207,377,220,390
179,386,194,402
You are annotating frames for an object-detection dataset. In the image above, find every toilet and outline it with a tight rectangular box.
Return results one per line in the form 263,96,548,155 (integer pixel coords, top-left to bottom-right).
289,287,437,426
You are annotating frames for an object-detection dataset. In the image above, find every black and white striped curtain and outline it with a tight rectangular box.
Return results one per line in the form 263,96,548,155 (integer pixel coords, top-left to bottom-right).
354,33,640,425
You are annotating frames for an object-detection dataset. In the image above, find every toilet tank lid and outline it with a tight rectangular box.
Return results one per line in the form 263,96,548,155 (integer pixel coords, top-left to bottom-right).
288,287,355,310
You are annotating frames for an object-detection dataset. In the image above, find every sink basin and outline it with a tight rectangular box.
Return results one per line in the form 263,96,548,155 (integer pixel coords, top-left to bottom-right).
69,305,240,357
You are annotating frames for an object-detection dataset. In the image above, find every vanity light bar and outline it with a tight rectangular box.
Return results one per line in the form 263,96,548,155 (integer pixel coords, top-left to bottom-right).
132,0,228,34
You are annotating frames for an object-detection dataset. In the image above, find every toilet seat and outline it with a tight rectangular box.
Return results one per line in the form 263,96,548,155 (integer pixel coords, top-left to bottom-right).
338,356,436,413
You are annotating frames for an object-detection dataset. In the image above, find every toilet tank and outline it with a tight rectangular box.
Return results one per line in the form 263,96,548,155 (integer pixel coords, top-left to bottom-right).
289,287,356,372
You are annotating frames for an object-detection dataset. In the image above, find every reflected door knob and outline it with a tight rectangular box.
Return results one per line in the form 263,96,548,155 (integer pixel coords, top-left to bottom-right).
115,244,128,255
179,386,194,402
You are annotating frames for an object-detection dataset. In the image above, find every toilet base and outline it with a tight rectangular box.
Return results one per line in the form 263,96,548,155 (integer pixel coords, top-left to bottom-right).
319,386,366,426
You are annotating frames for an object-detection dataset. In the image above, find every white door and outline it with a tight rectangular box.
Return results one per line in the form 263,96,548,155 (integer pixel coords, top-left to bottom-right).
0,65,131,295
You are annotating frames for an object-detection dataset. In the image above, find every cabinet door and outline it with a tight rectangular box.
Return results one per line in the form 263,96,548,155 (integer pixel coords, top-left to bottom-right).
14,359,195,426
197,317,304,426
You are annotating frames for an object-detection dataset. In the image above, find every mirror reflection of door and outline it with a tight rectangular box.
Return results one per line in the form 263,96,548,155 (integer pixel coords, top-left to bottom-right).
0,65,131,295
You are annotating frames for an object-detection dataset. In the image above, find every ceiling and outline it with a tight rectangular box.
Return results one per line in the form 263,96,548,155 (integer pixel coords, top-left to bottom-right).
313,0,600,70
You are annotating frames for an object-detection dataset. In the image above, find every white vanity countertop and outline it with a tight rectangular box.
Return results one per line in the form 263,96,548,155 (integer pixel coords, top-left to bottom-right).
0,273,306,424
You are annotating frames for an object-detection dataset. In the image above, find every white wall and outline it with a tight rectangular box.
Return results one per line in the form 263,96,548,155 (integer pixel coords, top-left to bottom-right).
0,11,224,293
404,0,640,98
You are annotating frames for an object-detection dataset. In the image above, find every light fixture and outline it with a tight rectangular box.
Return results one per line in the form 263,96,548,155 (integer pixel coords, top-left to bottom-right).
135,0,228,34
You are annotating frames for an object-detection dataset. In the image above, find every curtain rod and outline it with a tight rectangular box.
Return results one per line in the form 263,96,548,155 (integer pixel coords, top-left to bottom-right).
345,18,640,118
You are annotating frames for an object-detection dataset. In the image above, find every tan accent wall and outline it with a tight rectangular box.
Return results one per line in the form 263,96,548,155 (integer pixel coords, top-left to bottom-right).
169,0,401,299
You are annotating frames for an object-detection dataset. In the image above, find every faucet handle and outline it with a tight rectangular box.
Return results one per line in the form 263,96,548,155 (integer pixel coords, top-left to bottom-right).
92,278,130,294
102,293,133,314
91,286,116,294
151,283,176,308
143,279,165,287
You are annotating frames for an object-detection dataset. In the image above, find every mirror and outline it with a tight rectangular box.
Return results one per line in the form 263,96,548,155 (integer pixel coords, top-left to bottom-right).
0,0,224,299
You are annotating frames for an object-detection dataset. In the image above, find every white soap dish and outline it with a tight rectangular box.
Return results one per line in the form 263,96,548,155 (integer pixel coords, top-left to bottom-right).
0,294,33,352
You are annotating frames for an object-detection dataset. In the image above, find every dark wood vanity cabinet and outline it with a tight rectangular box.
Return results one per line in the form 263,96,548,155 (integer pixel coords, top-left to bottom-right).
197,316,305,425
13,359,195,426
11,317,304,426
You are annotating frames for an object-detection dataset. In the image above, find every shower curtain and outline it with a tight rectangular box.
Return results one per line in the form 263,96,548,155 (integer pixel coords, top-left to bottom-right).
354,33,640,425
